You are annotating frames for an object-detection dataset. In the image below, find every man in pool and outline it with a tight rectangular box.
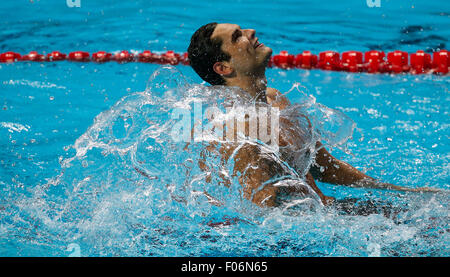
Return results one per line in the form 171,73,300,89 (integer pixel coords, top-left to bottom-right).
187,22,438,207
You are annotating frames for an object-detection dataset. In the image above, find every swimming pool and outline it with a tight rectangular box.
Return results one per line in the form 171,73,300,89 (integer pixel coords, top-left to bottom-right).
0,0,449,257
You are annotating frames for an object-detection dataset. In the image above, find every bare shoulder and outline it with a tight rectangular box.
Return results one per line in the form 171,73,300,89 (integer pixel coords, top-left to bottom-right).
266,87,282,98
266,87,291,109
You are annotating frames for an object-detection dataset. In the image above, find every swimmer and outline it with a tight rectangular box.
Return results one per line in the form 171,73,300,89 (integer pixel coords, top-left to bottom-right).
187,23,441,207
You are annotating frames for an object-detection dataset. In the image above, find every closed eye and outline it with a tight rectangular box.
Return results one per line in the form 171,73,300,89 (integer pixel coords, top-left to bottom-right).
231,29,242,43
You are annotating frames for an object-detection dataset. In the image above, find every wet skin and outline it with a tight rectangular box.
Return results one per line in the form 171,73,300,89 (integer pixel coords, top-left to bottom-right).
198,23,443,207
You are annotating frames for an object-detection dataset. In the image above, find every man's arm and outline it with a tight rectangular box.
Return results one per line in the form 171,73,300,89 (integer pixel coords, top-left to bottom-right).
232,144,333,207
266,87,442,193
310,142,442,192
224,143,283,207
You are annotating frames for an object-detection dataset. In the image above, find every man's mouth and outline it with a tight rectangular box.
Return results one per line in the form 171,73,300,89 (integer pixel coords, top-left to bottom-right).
254,39,264,49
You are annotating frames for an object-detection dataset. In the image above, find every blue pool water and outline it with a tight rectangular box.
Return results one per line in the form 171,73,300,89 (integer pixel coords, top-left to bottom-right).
0,0,449,257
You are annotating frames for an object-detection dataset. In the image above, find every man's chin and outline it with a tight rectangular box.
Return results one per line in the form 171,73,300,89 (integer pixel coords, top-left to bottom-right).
263,45,273,56
261,46,273,66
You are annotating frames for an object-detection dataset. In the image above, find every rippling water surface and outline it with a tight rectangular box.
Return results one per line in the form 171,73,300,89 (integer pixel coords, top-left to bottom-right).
0,0,449,256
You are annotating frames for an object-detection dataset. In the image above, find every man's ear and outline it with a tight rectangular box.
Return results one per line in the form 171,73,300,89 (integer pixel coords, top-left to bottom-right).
213,61,234,77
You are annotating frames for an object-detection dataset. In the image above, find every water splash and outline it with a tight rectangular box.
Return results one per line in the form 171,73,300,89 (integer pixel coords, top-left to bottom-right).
2,66,447,257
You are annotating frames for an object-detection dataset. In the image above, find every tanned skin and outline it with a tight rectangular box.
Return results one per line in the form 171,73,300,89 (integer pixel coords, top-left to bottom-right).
200,23,441,207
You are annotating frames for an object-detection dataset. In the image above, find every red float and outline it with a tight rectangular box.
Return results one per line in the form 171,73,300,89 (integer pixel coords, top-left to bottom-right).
161,50,180,65
21,51,45,62
138,50,159,63
272,51,294,69
341,51,364,72
68,51,90,62
364,50,386,73
293,51,317,69
387,50,410,73
432,49,449,74
46,51,66,61
0,52,21,63
410,50,432,74
92,51,112,62
318,51,340,71
114,50,134,63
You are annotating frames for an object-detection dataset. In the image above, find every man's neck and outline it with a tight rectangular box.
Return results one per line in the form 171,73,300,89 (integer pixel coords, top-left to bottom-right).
226,71,267,102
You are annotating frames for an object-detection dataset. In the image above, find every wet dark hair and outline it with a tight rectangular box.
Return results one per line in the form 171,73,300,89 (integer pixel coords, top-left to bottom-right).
187,22,231,85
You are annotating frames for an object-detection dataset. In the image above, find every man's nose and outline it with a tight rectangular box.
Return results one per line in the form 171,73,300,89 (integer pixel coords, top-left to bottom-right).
245,29,256,39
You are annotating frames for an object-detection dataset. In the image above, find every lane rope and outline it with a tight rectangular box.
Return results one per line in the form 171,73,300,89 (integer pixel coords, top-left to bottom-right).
0,49,448,75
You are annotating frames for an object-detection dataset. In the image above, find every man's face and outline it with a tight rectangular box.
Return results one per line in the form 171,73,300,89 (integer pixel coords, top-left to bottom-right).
211,23,272,76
